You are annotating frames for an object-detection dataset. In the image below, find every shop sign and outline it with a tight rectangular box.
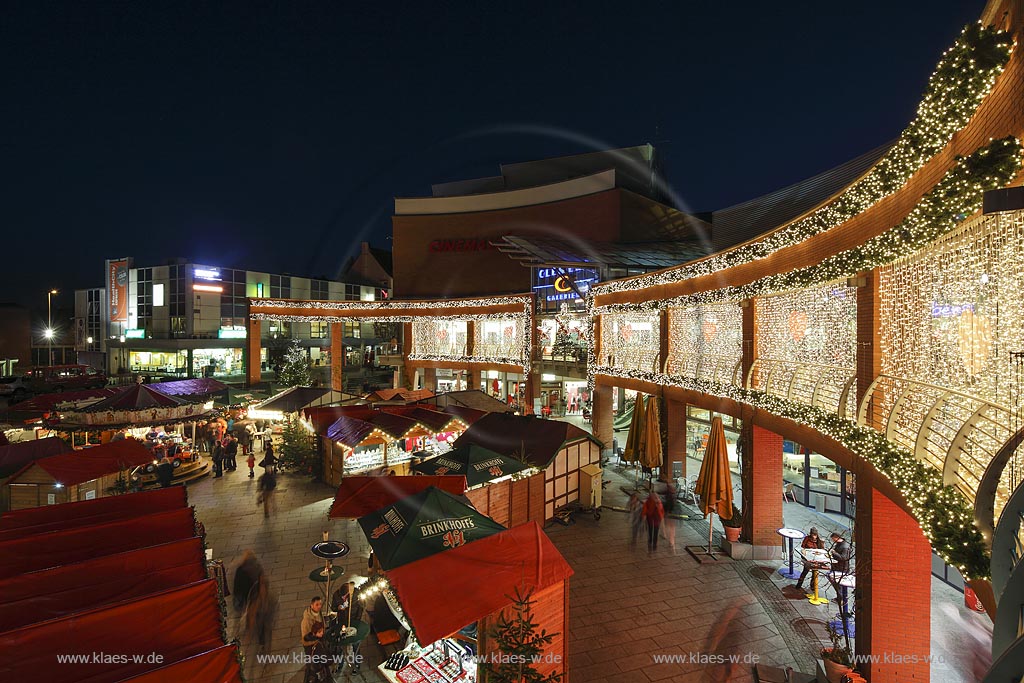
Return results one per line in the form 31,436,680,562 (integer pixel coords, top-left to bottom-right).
124,329,146,339
194,267,221,281
428,238,495,253
218,327,247,339
931,302,974,317
533,267,597,302
107,258,130,323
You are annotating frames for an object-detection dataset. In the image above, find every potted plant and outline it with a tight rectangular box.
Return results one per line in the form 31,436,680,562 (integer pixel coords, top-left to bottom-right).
821,622,854,683
719,503,742,542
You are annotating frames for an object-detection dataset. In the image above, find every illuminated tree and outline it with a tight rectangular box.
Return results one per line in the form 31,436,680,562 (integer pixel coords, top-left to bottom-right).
278,339,312,387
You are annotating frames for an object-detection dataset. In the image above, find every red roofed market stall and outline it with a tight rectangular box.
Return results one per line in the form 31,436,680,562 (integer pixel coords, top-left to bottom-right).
328,474,468,518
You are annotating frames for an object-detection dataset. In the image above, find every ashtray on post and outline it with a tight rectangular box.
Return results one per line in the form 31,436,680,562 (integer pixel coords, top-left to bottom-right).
310,537,349,618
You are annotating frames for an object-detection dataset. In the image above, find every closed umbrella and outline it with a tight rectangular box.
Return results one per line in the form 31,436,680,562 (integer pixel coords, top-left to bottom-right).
692,416,733,557
622,395,646,464
640,395,662,482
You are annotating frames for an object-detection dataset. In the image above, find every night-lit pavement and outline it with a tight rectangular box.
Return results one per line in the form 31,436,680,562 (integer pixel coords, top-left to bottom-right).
187,418,990,683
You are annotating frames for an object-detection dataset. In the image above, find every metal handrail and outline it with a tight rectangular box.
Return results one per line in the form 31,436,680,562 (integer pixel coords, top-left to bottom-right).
746,357,856,420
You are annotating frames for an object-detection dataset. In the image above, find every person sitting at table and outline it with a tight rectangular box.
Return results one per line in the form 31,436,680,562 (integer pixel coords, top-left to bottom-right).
794,526,825,590
330,582,364,675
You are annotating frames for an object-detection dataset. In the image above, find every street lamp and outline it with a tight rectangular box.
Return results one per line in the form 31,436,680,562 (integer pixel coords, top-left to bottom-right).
47,289,58,366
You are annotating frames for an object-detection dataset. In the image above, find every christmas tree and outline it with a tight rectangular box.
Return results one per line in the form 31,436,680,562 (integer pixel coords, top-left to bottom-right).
551,322,575,359
278,414,320,478
480,586,563,683
278,338,312,387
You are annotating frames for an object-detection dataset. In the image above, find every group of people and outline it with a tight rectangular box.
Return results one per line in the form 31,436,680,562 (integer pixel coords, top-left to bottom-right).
629,486,677,551
212,434,277,478
794,526,852,591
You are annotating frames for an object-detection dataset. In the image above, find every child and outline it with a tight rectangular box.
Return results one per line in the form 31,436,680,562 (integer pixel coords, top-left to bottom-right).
247,451,256,478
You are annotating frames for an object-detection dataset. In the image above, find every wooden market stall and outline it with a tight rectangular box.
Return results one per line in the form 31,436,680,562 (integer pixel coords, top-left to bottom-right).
452,412,603,520
3,439,154,510
328,475,468,519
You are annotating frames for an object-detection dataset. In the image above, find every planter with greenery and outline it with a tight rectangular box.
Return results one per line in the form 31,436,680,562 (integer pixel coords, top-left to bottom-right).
719,502,742,542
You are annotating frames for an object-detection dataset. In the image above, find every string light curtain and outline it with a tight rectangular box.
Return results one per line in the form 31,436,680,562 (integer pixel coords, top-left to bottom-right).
599,312,660,372
412,320,468,357
666,303,742,384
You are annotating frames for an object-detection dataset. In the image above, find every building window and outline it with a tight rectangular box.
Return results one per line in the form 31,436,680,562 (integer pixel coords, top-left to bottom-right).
311,279,330,300
344,284,360,301
310,321,328,339
270,274,291,299
343,322,361,339
136,268,153,332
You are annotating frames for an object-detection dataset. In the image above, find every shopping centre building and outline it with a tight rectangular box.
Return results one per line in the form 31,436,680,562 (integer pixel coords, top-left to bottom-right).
74,249,391,381
241,2,1024,680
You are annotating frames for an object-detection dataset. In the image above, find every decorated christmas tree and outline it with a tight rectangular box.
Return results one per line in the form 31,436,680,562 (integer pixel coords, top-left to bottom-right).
551,322,575,359
278,413,320,478
278,338,312,387
481,586,563,683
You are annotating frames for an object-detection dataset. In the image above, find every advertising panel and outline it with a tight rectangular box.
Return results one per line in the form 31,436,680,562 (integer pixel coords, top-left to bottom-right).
107,258,130,323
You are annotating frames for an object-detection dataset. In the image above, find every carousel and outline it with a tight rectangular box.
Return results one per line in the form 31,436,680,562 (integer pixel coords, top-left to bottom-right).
48,379,216,489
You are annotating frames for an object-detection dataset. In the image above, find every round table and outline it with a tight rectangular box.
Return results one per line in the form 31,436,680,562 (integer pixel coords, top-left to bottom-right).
828,573,856,636
801,548,832,605
776,527,805,580
331,619,370,647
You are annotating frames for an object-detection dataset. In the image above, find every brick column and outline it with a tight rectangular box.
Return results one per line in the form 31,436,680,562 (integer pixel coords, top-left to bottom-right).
855,485,931,682
742,423,783,559
665,398,687,478
400,322,415,389
856,269,882,428
245,319,261,387
330,322,344,392
422,367,437,391
591,383,614,454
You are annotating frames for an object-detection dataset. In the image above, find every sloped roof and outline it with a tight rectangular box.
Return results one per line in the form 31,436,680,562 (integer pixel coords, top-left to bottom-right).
387,522,573,645
454,413,602,468
365,387,435,403
358,486,505,570
7,388,121,417
0,436,73,478
256,386,352,413
0,487,188,537
415,389,508,414
149,378,228,398
83,383,189,411
328,475,468,518
11,439,155,487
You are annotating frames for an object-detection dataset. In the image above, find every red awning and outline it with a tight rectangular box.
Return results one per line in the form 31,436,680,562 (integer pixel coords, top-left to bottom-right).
0,580,225,683
387,522,573,645
15,438,155,487
0,537,206,632
328,475,467,518
0,507,197,579
0,487,187,536
116,645,243,682
0,436,73,478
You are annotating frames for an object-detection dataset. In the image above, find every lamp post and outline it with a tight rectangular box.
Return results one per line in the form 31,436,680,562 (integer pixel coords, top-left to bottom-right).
46,289,58,366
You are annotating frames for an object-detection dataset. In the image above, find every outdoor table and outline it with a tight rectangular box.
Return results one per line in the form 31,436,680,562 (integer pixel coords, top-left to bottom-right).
801,548,831,606
828,572,856,636
331,619,370,647
776,527,805,580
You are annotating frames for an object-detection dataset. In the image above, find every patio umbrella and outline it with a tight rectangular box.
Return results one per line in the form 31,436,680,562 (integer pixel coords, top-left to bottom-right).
692,416,733,557
622,395,646,464
639,395,662,482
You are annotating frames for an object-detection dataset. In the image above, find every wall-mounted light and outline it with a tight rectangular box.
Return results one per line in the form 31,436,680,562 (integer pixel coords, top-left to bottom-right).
193,284,224,293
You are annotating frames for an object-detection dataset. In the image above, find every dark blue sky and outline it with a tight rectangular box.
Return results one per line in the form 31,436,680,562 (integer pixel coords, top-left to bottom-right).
2,1,985,310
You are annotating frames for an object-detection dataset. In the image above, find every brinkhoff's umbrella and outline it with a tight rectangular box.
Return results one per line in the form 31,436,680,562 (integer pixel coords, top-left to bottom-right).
410,443,530,487
692,416,734,557
357,486,505,570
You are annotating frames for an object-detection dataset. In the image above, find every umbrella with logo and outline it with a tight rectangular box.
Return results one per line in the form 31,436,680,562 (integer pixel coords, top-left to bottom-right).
357,486,506,570
691,416,734,559
410,443,530,488
639,394,663,482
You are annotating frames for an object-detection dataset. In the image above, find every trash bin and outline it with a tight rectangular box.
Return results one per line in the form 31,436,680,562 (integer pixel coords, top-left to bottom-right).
813,493,826,513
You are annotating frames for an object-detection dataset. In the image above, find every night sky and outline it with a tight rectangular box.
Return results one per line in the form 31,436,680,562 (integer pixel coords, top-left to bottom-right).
2,1,985,311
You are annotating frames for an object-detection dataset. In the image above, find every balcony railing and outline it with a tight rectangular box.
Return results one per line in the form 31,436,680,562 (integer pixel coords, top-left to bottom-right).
747,358,857,422
664,352,743,387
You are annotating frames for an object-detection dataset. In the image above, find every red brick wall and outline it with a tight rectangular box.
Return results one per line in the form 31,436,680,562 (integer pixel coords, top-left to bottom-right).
748,425,783,549
856,485,932,682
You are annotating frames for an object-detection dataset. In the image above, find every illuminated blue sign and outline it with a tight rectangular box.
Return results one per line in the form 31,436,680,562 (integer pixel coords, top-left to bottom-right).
533,267,598,302
194,267,221,281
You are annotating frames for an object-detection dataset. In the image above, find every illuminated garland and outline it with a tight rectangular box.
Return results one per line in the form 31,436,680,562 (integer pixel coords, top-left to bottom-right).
595,136,1023,312
355,574,417,643
594,23,1014,297
592,365,989,578
250,294,531,313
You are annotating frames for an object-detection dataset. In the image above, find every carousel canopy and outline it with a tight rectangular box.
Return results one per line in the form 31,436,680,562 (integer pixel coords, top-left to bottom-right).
454,412,603,469
149,377,228,399
410,443,530,487
7,387,121,419
387,521,573,646
8,438,154,488
357,486,505,570
328,475,468,518
0,436,72,478
82,383,190,411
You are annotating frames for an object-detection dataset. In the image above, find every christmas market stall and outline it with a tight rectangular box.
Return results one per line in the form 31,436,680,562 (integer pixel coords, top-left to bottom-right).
410,443,544,527
2,439,154,510
0,437,73,512
0,488,242,683
453,412,603,520
317,405,471,485
328,475,468,519
247,386,358,422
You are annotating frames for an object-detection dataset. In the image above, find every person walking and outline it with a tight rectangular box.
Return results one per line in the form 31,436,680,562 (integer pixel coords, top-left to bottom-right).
212,439,224,478
642,490,664,552
257,471,277,518
628,492,644,547
794,527,825,590
224,434,239,471
232,551,264,615
261,442,277,474
661,484,678,549
239,574,278,679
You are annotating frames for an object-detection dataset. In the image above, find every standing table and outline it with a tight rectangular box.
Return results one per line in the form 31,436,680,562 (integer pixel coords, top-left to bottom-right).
801,548,831,606
776,527,806,580
828,572,856,636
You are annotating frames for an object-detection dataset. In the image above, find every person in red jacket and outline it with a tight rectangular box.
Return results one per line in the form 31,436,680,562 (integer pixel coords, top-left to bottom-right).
795,527,825,590
642,491,665,552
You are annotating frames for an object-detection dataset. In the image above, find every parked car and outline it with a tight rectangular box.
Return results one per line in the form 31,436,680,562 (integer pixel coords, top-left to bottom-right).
23,365,108,393
0,376,33,401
